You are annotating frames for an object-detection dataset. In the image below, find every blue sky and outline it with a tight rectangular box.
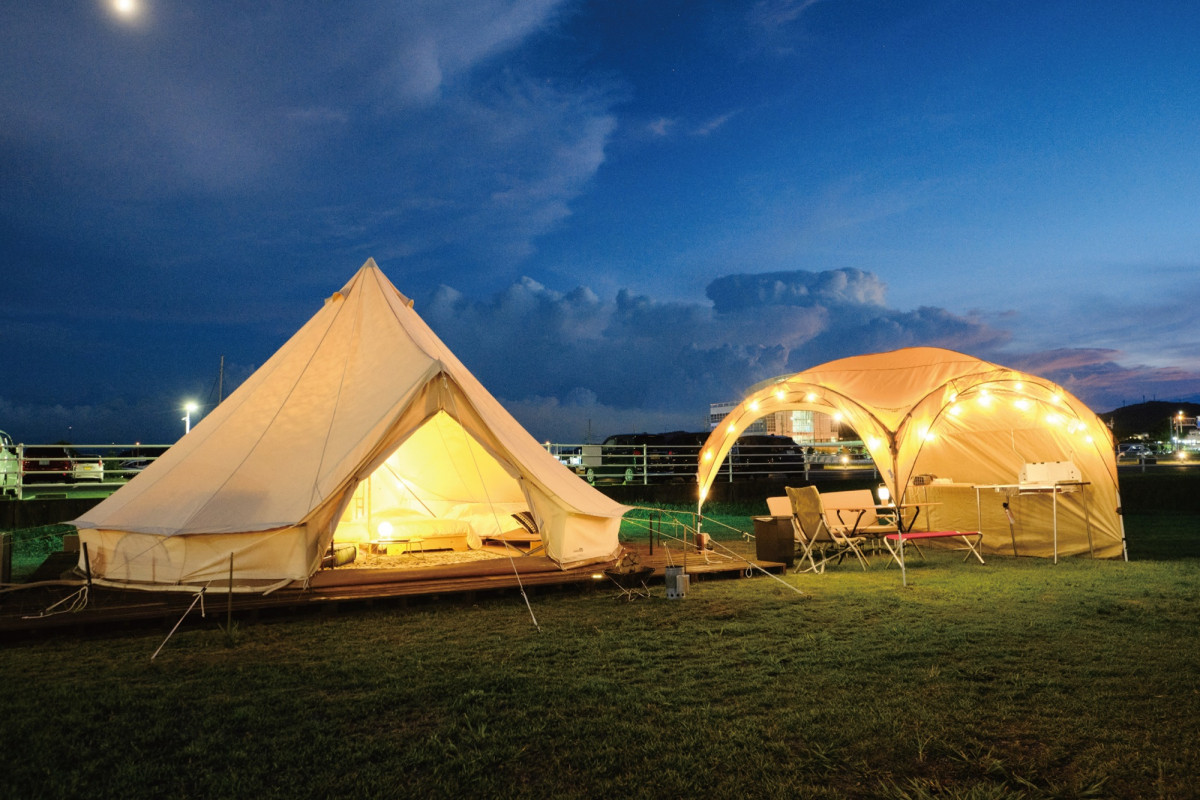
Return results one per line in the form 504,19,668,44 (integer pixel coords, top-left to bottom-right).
3,0,1199,444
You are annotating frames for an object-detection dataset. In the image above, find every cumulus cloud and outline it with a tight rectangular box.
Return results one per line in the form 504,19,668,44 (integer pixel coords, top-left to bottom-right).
424,266,1200,442
423,267,1012,440
7,265,1195,445
706,269,888,312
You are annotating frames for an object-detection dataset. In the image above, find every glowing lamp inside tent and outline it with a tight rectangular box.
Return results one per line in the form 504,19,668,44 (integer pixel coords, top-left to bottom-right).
877,485,891,503
377,520,394,538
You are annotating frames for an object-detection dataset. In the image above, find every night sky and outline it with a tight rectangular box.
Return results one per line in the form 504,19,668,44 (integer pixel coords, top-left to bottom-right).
3,1,1199,445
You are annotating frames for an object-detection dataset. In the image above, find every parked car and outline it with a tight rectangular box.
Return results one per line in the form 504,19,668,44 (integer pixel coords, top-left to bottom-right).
115,445,169,479
730,435,806,475
1,430,19,497
70,449,105,481
20,445,75,484
1118,443,1156,463
586,433,652,484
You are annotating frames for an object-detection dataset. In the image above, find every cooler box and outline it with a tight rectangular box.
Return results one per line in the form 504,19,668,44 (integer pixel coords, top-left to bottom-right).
753,516,795,566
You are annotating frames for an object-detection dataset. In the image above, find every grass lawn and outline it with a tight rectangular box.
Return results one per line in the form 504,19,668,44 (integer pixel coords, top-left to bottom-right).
0,511,1197,799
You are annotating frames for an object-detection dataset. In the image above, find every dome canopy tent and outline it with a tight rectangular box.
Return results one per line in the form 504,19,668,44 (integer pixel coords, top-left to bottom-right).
74,260,628,591
697,347,1125,560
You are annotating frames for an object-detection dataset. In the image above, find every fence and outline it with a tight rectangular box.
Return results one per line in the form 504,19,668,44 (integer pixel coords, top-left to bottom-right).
544,439,878,486
1,443,170,501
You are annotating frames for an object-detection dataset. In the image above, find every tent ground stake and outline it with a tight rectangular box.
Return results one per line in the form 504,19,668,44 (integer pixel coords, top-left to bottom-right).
227,553,234,634
82,542,92,589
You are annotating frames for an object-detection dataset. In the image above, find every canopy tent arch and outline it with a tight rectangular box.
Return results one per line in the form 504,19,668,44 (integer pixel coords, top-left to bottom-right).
697,347,1124,563
698,379,900,504
892,370,1119,499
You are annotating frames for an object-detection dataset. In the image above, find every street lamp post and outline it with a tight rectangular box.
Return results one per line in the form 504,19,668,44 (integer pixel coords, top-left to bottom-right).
183,402,199,435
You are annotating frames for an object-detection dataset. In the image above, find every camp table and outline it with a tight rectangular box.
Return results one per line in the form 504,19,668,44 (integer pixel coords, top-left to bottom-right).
973,481,1093,563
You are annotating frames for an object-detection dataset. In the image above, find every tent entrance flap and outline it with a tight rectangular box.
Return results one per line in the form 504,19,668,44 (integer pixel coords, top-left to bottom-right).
334,410,535,551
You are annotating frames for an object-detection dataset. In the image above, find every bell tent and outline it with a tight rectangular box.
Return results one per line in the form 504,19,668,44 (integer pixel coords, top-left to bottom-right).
74,260,628,591
697,347,1125,560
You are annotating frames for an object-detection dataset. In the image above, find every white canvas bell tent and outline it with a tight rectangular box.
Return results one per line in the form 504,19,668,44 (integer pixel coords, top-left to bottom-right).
697,347,1125,561
73,260,628,591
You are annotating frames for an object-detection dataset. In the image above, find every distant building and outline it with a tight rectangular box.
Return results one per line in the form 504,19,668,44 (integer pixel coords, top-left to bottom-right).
709,400,841,444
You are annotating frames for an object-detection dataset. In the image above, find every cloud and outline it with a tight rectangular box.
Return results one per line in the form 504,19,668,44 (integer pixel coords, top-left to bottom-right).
0,0,614,319
648,117,675,137
423,267,1010,440
6,265,1194,445
692,111,739,136
746,0,826,54
706,269,888,312
1005,349,1200,412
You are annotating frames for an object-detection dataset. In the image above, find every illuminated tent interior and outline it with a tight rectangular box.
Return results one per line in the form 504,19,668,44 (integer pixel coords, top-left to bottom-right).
336,411,538,551
697,347,1125,560
74,260,627,591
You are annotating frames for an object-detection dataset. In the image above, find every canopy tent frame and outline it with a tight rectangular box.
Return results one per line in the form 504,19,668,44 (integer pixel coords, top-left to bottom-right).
696,348,1126,584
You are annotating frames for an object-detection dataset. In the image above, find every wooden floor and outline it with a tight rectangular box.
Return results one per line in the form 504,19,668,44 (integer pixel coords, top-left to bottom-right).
0,539,786,638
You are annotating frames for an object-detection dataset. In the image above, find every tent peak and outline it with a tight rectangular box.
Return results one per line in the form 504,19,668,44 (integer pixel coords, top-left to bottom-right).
344,258,415,308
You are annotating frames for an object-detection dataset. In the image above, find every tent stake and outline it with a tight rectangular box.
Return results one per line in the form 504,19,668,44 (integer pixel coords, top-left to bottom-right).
82,542,92,590
227,552,234,632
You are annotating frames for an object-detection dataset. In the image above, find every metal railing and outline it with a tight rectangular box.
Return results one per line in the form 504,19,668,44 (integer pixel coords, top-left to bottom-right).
543,440,878,486
1,443,170,501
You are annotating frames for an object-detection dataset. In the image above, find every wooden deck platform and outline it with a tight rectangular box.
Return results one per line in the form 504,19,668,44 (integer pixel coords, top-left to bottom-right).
0,540,785,638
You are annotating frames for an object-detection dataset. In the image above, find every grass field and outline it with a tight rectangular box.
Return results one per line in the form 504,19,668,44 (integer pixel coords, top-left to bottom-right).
0,511,1197,799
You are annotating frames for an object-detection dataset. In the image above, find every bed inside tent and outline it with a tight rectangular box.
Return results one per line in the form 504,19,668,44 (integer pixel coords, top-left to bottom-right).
330,411,544,566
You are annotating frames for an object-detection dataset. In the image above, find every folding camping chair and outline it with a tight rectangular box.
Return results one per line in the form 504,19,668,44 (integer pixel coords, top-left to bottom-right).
785,486,869,573
820,488,901,559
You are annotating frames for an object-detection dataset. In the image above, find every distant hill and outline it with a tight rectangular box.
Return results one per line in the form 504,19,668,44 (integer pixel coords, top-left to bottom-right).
1098,401,1200,441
